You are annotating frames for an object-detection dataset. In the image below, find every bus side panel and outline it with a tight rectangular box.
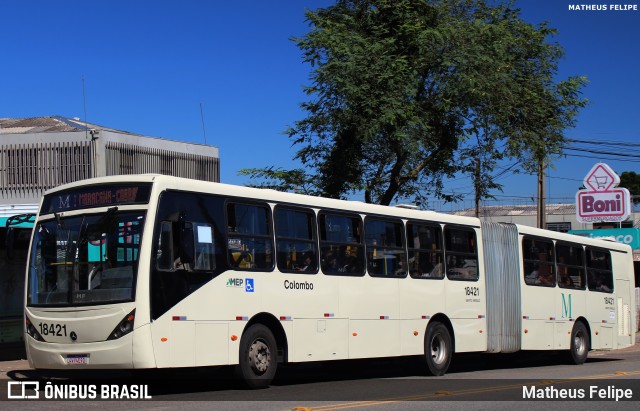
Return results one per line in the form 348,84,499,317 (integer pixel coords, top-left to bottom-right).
614,250,635,348
586,288,615,350
398,277,446,356
520,287,556,350
445,228,486,353
554,289,586,350
132,323,157,368
293,318,348,361
269,272,341,363
339,276,400,359
615,279,633,348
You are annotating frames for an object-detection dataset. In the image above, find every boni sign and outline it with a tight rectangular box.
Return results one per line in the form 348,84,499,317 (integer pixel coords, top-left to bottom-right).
576,163,631,223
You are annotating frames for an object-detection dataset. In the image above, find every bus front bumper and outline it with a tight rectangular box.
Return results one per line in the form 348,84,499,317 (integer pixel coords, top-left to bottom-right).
26,333,134,369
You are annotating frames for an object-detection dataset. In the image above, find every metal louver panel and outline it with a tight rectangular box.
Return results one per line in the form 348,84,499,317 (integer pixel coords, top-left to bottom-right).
104,142,219,182
0,141,93,199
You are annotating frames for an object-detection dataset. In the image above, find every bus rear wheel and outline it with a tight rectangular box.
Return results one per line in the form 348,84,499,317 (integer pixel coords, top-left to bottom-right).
237,324,278,388
423,322,452,376
568,322,589,365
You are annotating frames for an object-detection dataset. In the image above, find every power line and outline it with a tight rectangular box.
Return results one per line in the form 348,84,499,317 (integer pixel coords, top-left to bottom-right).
567,138,640,147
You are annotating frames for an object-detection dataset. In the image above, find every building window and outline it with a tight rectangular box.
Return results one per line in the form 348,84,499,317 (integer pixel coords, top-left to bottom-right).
546,222,572,233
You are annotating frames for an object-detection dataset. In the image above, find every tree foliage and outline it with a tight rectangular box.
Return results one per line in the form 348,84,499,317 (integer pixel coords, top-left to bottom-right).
619,171,640,203
241,0,587,206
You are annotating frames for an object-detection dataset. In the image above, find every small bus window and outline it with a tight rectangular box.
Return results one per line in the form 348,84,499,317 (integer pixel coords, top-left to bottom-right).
227,203,274,271
523,237,555,287
365,218,406,277
275,207,318,274
444,227,478,281
556,243,585,290
319,213,364,276
407,222,443,279
586,248,613,293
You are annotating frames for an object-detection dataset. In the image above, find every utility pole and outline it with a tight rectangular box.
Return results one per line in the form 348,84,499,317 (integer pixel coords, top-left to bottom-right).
475,157,481,218
537,158,546,229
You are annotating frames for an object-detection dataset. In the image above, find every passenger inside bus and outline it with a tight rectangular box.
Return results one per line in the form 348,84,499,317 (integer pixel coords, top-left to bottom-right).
538,269,555,286
297,253,315,272
559,274,574,288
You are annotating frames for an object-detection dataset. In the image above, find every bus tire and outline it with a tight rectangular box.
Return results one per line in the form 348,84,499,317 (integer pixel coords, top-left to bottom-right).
236,324,278,389
423,322,452,376
568,321,589,365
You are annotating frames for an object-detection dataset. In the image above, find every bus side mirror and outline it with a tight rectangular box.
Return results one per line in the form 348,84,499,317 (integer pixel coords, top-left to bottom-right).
178,221,195,265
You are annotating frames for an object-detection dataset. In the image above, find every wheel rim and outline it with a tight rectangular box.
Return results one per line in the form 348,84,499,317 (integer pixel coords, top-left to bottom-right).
430,332,447,365
248,338,271,375
574,330,586,357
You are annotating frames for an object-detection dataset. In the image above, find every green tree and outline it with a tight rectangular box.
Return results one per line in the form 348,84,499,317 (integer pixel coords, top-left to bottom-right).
619,171,640,203
242,0,587,206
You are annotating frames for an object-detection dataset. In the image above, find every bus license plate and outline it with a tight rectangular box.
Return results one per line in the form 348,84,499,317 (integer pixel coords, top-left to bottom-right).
66,354,89,365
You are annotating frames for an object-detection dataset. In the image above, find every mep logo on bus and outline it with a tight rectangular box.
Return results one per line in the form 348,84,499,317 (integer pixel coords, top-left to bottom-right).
576,163,631,223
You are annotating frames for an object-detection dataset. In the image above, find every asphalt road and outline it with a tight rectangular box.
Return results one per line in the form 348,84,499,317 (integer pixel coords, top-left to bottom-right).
1,341,639,410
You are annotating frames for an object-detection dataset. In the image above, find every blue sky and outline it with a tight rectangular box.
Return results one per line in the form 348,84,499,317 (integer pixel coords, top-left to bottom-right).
1,1,638,210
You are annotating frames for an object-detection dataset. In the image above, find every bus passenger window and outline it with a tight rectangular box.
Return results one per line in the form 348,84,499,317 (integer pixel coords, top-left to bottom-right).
365,218,406,277
319,213,364,276
522,237,555,287
193,223,215,271
556,243,584,290
407,223,443,279
227,203,274,271
275,207,318,274
444,227,478,281
586,248,613,293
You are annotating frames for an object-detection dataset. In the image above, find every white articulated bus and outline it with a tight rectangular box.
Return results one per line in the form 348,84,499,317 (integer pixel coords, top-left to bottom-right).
24,175,636,387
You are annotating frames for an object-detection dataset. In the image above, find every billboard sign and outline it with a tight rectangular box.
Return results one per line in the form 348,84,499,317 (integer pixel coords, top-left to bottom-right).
576,163,631,223
569,228,640,250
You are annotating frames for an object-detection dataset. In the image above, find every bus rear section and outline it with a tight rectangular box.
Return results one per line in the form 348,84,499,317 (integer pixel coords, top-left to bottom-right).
482,222,635,363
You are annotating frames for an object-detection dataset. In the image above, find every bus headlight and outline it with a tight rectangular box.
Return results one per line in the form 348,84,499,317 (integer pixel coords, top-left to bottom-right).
25,317,45,342
107,309,136,340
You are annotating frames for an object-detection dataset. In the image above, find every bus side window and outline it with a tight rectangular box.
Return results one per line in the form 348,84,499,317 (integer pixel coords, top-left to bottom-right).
407,222,443,279
319,212,364,276
227,202,274,271
557,243,584,290
586,248,613,293
522,237,555,287
275,207,318,274
444,227,478,281
365,218,406,277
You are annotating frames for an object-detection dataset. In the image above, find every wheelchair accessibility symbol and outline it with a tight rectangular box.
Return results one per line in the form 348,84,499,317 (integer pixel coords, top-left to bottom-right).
245,278,254,293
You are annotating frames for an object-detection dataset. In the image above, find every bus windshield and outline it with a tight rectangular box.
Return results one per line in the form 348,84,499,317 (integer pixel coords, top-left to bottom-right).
27,209,145,306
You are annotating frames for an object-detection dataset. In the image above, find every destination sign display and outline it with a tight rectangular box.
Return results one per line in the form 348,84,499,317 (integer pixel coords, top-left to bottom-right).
41,184,152,214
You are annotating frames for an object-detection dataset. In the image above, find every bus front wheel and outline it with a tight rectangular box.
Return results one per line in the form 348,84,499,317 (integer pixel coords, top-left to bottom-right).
237,324,278,388
423,322,452,376
568,322,589,365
